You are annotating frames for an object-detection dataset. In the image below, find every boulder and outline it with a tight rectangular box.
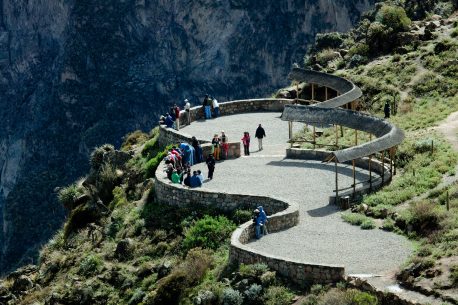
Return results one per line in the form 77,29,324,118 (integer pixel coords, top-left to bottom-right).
12,275,33,293
115,238,133,261
155,261,173,279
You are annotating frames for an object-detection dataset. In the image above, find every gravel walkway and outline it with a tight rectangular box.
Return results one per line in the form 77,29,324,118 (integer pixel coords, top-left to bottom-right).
180,112,413,275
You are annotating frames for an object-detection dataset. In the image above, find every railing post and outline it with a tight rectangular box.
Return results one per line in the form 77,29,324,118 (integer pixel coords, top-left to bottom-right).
369,134,373,191
335,157,339,205
352,159,356,198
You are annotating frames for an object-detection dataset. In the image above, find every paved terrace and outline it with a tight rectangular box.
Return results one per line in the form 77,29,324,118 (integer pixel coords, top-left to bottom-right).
180,112,412,276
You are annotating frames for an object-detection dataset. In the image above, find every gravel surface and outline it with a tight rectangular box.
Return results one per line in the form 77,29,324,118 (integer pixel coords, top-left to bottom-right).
180,112,413,275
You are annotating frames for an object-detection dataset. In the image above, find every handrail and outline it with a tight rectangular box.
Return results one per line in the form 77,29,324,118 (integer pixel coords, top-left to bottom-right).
283,69,404,163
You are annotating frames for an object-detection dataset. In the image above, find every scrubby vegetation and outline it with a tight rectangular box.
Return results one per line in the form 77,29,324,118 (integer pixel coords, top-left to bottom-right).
2,1,457,304
299,2,458,300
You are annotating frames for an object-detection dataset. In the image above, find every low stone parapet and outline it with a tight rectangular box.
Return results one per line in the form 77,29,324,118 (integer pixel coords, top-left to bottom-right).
155,157,346,285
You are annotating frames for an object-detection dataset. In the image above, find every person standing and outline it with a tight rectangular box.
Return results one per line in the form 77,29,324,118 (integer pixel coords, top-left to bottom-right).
206,154,216,180
241,132,250,156
384,101,391,119
203,94,211,119
184,99,191,125
212,134,221,161
221,131,229,159
174,104,181,130
255,124,266,151
212,97,220,118
253,209,262,239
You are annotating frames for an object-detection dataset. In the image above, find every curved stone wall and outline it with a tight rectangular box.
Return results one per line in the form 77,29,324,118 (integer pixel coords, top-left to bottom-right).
154,158,345,284
155,70,404,286
286,69,405,163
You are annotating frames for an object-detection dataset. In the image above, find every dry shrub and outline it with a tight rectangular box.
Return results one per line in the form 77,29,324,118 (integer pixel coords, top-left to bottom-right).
181,248,214,285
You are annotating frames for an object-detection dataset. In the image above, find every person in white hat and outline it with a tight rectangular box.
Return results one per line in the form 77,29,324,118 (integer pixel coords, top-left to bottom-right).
184,98,191,125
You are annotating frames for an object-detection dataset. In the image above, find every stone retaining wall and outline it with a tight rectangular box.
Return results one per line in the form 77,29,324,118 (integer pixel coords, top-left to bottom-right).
155,158,346,285
158,99,294,158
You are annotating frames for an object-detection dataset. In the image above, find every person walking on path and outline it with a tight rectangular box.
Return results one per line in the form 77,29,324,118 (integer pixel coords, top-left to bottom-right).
206,154,216,180
221,131,229,159
255,124,266,151
184,99,191,125
212,97,220,118
203,94,212,119
241,132,250,156
212,133,221,161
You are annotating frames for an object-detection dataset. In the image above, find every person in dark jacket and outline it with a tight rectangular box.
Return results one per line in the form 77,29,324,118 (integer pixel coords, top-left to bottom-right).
255,124,266,151
183,170,191,187
206,154,216,180
190,171,202,188
384,101,391,119
258,206,268,235
253,209,262,239
165,113,174,128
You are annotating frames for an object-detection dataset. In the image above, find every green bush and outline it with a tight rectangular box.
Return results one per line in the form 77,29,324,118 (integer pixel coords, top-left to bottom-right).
260,271,276,287
316,49,341,66
341,213,368,226
349,290,378,305
144,144,174,178
381,218,396,231
348,43,370,57
361,219,376,230
239,263,269,277
79,254,103,276
183,215,236,252
222,288,244,305
450,264,458,287
315,32,344,50
375,5,411,32
58,183,83,210
264,286,294,305
109,186,128,210
233,209,252,225
244,283,263,305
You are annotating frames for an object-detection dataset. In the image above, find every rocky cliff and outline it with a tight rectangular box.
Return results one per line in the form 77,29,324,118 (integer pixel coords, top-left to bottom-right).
0,0,373,273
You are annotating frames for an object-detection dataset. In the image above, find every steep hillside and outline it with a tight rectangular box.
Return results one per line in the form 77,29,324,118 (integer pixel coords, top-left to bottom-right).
0,0,374,274
1,1,457,305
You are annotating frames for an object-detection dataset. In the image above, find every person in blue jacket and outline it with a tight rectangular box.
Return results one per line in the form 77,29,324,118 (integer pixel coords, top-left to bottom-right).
258,206,268,235
179,143,195,166
253,209,262,239
165,113,174,128
189,171,202,188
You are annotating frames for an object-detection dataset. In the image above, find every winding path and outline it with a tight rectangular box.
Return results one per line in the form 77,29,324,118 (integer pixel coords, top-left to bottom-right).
181,112,412,275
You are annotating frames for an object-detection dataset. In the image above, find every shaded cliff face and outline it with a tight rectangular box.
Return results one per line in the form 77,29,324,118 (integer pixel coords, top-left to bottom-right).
0,0,373,273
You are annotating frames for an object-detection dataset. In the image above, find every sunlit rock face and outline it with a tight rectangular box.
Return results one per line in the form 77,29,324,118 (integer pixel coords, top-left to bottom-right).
0,0,373,273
